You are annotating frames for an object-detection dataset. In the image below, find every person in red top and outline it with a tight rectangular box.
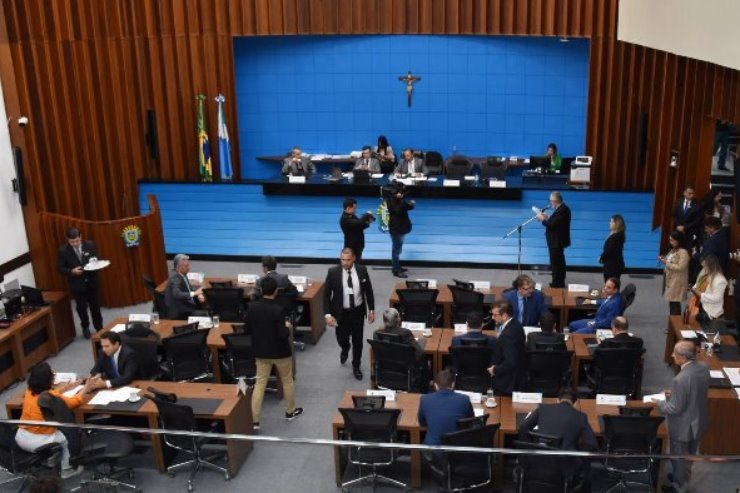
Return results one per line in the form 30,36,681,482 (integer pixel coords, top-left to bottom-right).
15,362,93,478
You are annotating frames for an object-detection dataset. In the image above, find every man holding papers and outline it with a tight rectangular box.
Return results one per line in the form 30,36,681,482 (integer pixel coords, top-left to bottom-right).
89,332,139,389
654,341,710,493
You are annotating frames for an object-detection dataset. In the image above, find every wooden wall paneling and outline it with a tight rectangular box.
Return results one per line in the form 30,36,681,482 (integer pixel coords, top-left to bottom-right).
471,0,486,33
295,0,311,34
337,0,352,34
418,0,432,34
391,0,407,34
445,0,459,34
459,0,474,34
254,0,271,34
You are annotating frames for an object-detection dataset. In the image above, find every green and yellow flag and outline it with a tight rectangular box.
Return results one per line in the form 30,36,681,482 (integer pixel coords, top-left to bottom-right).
196,94,213,182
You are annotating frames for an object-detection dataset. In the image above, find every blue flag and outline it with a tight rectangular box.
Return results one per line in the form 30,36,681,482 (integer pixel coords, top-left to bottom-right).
215,94,233,181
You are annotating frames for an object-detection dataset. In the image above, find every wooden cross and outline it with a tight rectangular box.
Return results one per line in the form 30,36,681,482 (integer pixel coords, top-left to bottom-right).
398,71,421,108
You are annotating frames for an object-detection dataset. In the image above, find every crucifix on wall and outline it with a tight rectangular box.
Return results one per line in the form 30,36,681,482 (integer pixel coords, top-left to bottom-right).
398,71,421,108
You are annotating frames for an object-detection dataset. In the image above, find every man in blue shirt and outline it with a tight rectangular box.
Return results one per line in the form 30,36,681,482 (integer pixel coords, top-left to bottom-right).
501,274,549,326
451,312,496,348
418,370,473,454
569,277,623,334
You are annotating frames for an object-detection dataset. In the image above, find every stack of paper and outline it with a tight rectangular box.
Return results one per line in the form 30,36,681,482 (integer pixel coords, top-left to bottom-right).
723,367,740,386
62,385,84,398
88,387,140,406
642,392,666,403
54,372,78,384
455,390,482,404
110,324,126,333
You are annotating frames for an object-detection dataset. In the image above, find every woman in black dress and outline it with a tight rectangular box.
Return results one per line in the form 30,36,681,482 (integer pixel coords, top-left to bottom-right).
599,214,626,281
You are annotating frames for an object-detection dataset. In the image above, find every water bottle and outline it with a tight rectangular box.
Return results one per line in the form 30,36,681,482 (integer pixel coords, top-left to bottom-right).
563,327,570,341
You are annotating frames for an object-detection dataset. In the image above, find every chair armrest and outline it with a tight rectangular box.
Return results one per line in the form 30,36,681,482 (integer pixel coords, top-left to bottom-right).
86,414,112,424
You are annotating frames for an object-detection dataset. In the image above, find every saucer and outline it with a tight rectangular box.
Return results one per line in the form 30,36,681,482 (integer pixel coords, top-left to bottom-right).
128,395,142,403
484,399,498,408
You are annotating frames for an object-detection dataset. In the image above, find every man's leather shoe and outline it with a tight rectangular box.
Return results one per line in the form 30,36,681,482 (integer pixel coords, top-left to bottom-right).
399,267,408,272
82,328,91,339
340,351,348,365
353,367,363,380
393,271,408,278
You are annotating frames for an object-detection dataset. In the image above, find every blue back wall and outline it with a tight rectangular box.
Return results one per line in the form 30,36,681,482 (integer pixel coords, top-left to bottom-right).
234,35,590,179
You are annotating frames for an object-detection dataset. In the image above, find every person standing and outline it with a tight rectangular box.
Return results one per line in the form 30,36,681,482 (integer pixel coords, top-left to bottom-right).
536,192,571,288
387,185,415,278
247,276,303,431
340,198,375,262
57,227,103,339
658,231,690,315
654,341,710,493
672,185,702,247
599,214,626,282
324,248,376,380
486,301,526,395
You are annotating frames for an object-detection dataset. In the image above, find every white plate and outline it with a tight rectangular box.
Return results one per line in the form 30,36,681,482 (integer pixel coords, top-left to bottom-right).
83,260,111,271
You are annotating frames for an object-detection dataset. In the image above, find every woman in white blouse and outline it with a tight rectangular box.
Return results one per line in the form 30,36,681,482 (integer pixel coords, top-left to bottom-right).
688,253,727,321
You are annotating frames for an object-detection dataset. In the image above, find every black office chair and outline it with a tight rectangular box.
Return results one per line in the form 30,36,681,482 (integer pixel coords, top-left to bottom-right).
479,157,507,180
580,347,645,399
120,331,162,380
452,279,475,290
456,414,489,430
524,350,573,397
405,280,429,289
172,322,199,335
448,285,485,324
514,431,570,493
429,424,499,493
203,288,245,322
449,346,494,393
161,329,212,382
458,337,489,347
0,422,60,492
445,157,473,179
374,331,404,343
618,405,654,416
423,150,444,175
396,288,439,327
143,275,168,317
148,396,229,492
534,341,568,351
208,280,233,289
274,290,306,352
338,407,405,492
37,393,137,492
367,339,423,392
351,395,386,410
620,284,637,314
602,415,664,493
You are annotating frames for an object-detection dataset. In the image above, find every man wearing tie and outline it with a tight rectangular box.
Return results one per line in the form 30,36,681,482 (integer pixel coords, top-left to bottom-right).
57,227,103,339
281,146,316,176
672,186,702,247
502,274,549,326
394,148,428,175
324,248,376,380
568,277,623,334
353,146,381,174
164,254,207,319
536,192,572,288
89,332,139,389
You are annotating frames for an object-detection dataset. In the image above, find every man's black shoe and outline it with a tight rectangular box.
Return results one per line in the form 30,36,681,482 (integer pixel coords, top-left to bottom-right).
82,328,91,339
353,367,363,380
340,351,348,365
400,267,408,272
393,271,408,278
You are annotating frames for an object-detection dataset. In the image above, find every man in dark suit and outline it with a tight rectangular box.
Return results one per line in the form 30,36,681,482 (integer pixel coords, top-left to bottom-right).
600,316,643,348
247,276,302,430
89,332,138,389
694,216,729,274
57,228,103,339
418,370,473,447
164,254,206,319
536,191,571,288
254,256,298,298
340,198,375,262
502,274,549,326
324,248,376,380
281,146,315,175
373,307,423,359
569,277,623,334
387,183,415,278
518,389,598,491
394,148,427,175
655,341,710,493
487,301,526,395
525,310,564,350
672,186,703,247
451,312,496,349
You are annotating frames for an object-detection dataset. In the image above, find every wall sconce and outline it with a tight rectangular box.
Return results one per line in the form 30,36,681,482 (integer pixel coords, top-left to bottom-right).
669,149,679,168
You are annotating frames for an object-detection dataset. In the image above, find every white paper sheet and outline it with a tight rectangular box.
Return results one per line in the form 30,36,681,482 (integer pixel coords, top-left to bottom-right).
54,372,78,384
709,370,724,379
62,385,84,398
680,330,698,339
366,389,395,401
642,392,666,403
723,367,740,386
455,390,482,404
110,324,126,333
512,392,543,404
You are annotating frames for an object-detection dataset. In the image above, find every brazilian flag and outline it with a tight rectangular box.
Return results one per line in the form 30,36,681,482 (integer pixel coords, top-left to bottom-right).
196,94,213,182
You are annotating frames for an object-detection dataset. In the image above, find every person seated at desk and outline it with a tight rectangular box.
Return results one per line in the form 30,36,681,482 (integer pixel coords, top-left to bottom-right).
546,142,562,173
451,312,496,348
373,307,423,359
164,253,208,319
89,332,139,389
418,370,473,464
525,310,564,350
15,362,95,479
568,277,623,334
686,253,727,324
252,255,298,299
518,389,598,492
502,274,549,327
353,145,381,174
394,148,427,176
281,146,315,176
600,316,643,348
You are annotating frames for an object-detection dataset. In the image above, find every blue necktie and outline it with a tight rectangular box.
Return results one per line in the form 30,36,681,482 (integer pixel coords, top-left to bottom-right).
110,357,119,379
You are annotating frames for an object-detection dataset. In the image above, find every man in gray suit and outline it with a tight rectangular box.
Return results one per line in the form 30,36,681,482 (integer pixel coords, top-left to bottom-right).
654,341,710,493
253,255,298,299
281,146,316,175
353,145,380,173
394,148,427,175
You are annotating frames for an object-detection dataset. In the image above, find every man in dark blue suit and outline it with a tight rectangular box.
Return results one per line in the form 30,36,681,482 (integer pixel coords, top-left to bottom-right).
501,274,549,326
569,278,623,334
486,301,526,395
695,217,729,273
418,370,473,453
451,312,496,348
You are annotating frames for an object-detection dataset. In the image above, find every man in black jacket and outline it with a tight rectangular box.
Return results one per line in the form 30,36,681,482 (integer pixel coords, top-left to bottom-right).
247,276,302,430
89,332,138,389
324,248,376,380
600,316,643,348
487,301,526,395
387,184,415,278
57,228,103,339
536,192,571,288
672,185,703,247
340,198,375,262
164,254,207,319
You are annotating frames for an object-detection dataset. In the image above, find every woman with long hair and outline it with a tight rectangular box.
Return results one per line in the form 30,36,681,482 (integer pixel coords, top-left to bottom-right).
598,214,626,282
702,188,731,227
374,135,396,173
687,253,727,323
658,231,691,315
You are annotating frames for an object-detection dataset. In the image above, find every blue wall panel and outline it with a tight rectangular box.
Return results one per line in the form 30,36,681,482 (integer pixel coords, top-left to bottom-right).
234,35,590,179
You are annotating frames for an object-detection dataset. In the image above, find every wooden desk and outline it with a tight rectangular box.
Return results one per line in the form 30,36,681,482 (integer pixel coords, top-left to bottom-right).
388,283,565,328
5,381,252,476
0,292,75,391
331,391,499,488
156,277,326,344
